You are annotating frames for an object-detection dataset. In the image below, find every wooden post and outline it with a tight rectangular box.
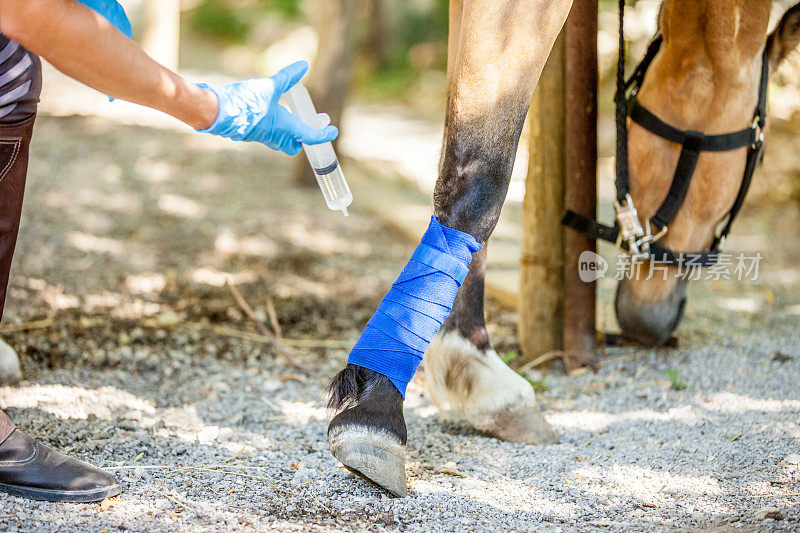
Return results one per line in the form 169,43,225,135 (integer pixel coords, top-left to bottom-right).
141,0,181,71
562,0,598,370
519,31,565,360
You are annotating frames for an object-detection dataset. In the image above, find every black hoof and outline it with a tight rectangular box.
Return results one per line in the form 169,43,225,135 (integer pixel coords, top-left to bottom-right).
327,365,408,497
329,425,407,497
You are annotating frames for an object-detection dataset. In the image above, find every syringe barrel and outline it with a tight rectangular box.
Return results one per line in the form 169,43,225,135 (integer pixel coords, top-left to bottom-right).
284,84,353,215
313,160,352,213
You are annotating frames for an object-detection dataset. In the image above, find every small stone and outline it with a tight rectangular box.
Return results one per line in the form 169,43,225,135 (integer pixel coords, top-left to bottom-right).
155,498,172,510
117,419,138,431
198,425,220,442
292,468,312,484
754,506,783,520
217,427,234,442
156,311,180,326
784,453,800,465
100,498,116,511
262,379,281,393
0,337,21,385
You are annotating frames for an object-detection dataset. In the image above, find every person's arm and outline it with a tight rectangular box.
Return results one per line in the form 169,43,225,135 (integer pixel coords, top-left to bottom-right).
0,0,337,154
0,0,217,129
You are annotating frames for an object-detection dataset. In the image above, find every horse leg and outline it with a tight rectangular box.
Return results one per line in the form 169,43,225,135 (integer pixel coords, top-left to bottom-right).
424,0,570,445
426,248,557,444
328,0,572,497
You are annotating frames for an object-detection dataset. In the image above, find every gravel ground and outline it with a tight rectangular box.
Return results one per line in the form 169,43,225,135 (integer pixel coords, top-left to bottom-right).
0,113,796,532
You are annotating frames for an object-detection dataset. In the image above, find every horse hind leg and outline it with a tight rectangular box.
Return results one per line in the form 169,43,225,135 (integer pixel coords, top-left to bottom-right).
425,248,557,444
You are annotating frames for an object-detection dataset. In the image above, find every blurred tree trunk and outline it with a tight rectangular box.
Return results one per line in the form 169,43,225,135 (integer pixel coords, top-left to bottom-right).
363,0,391,70
291,0,359,187
141,0,181,71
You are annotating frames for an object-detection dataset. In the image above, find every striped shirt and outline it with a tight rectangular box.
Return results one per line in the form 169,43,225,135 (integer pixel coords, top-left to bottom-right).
0,33,41,123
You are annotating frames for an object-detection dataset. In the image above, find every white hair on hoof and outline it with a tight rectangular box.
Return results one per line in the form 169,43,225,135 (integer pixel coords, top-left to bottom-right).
425,330,557,444
0,337,21,385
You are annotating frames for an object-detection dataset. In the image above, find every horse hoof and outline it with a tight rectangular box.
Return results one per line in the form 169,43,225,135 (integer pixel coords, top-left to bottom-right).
426,331,558,445
329,426,407,497
0,338,22,385
478,401,558,445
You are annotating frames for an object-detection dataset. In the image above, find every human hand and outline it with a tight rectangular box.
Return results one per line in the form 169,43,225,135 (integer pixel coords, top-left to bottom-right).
196,61,338,155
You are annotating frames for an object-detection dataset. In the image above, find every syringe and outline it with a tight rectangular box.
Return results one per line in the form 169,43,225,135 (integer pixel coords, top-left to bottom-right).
284,83,353,216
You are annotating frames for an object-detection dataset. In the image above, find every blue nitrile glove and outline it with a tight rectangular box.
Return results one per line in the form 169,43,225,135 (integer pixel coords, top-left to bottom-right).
77,0,133,37
196,61,338,155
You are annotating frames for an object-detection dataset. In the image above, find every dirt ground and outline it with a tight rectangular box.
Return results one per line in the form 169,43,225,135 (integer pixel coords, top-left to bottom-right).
0,112,796,532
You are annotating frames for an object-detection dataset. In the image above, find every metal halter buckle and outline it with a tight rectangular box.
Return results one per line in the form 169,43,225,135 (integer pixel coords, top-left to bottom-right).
751,116,765,149
614,194,666,262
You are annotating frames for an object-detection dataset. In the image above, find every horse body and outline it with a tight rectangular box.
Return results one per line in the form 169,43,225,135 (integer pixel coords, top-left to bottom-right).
328,0,800,496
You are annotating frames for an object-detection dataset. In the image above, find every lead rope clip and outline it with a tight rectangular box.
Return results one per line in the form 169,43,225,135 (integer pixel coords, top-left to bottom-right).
615,194,652,262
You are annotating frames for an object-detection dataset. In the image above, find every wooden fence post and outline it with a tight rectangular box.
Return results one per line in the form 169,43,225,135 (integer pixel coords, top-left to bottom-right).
519,31,566,360
520,0,598,370
562,0,598,370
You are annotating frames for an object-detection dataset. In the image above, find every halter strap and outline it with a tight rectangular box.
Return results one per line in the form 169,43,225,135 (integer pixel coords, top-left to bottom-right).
713,45,770,247
563,0,769,267
628,98,758,152
614,0,630,204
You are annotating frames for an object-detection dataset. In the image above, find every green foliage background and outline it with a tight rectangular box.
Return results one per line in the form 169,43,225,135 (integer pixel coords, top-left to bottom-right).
187,0,451,100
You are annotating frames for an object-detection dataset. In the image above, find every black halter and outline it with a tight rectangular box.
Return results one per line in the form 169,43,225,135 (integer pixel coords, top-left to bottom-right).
563,1,769,267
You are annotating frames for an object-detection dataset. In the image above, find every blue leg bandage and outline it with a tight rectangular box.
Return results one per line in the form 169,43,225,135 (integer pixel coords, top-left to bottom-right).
347,216,481,396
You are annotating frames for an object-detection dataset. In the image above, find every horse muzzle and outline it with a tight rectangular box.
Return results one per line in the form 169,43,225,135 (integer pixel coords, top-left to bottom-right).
614,275,688,346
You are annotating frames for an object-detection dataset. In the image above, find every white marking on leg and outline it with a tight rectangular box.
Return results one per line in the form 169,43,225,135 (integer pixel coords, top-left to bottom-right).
424,330,535,430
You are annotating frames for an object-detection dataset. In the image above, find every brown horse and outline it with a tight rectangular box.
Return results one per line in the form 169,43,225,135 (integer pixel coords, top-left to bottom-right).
327,0,800,497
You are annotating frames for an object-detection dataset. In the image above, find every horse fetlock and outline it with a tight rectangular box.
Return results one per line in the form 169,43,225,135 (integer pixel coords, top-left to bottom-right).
327,365,408,496
0,338,21,385
425,330,557,445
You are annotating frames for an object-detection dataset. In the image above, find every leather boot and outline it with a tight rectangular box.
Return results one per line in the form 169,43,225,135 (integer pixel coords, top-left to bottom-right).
0,116,121,502
0,115,35,320
0,410,121,502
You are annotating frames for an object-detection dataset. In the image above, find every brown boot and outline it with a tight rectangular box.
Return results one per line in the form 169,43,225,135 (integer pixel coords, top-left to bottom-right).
0,411,120,502
0,114,35,321
0,116,121,502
